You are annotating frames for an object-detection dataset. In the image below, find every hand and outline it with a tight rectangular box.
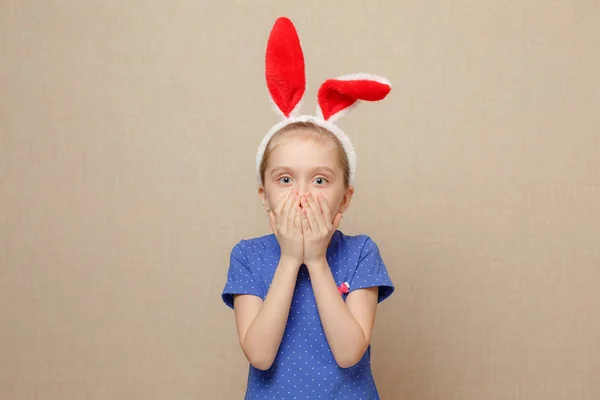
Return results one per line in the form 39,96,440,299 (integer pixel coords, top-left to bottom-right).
300,192,342,267
268,188,304,267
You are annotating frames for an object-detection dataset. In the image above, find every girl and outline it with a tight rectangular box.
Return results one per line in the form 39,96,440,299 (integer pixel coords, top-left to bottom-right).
222,17,395,399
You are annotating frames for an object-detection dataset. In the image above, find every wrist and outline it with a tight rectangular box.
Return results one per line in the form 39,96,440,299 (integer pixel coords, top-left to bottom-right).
304,256,328,271
279,255,303,269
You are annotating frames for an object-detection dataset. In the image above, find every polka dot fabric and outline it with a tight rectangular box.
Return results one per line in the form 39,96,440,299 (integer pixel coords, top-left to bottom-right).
222,230,395,399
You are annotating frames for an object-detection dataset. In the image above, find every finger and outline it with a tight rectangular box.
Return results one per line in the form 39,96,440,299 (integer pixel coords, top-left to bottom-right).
304,204,320,234
276,188,296,216
280,190,297,230
300,195,318,232
317,193,333,227
301,208,310,233
285,196,297,231
305,192,326,231
294,206,302,231
284,193,299,228
288,195,300,226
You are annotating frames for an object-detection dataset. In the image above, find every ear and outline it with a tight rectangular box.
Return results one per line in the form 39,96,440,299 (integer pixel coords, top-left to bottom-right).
266,17,306,118
258,186,268,209
338,186,355,214
316,74,391,123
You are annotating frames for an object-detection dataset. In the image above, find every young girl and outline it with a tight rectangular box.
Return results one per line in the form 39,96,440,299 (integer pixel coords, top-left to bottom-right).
222,17,395,399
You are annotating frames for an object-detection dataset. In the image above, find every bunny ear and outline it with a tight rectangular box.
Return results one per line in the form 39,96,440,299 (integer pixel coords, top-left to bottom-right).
265,17,306,118
317,74,391,123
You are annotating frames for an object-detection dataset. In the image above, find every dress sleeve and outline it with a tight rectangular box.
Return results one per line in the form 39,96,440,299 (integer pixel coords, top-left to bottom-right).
347,236,395,303
221,242,264,309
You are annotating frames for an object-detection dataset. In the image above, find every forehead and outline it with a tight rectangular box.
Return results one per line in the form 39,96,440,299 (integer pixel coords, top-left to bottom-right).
268,130,340,166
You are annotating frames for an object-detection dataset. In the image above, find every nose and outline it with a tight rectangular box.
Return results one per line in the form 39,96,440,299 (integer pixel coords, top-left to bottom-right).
295,184,308,197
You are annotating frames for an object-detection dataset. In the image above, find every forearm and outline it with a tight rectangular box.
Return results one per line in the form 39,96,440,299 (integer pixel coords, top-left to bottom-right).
241,257,299,370
307,259,369,368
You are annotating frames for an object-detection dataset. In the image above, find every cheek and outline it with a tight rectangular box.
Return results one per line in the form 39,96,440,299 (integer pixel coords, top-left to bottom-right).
266,188,287,208
309,190,341,213
327,198,341,215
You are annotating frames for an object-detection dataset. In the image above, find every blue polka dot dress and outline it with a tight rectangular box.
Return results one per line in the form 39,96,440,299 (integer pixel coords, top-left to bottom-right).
222,230,395,399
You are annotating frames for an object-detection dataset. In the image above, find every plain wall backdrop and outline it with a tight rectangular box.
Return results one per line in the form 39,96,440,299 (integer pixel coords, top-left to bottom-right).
1,1,599,399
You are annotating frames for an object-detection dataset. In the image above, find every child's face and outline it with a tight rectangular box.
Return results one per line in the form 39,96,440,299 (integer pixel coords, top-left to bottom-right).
258,130,354,220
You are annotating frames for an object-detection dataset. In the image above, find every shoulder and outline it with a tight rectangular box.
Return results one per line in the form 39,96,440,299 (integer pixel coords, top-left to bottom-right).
232,233,277,254
229,233,279,270
336,231,379,254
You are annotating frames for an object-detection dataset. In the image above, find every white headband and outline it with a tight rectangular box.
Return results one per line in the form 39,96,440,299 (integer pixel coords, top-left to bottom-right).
256,17,392,186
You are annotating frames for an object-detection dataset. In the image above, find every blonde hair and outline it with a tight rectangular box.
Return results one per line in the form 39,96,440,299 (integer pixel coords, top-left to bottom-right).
259,121,350,188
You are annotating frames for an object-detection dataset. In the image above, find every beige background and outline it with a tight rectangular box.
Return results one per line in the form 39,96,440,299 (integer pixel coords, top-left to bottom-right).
1,1,599,399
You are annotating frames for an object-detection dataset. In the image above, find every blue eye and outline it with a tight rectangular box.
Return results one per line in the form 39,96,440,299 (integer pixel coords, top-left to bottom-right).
279,177,292,184
314,177,327,185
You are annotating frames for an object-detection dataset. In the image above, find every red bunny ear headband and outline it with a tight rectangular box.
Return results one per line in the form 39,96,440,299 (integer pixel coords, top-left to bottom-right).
256,17,392,186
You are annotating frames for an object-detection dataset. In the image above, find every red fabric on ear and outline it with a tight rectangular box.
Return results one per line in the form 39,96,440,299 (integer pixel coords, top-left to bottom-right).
317,79,391,121
265,17,306,117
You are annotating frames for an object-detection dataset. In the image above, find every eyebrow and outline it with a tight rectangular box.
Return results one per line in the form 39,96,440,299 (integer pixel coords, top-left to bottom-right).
270,166,337,177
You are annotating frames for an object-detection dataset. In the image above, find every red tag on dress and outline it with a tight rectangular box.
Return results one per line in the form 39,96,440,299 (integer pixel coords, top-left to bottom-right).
338,282,350,295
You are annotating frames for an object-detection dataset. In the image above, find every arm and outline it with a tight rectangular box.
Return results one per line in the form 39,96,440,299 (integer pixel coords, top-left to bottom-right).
233,188,303,370
233,257,300,370
299,191,379,368
307,259,378,368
